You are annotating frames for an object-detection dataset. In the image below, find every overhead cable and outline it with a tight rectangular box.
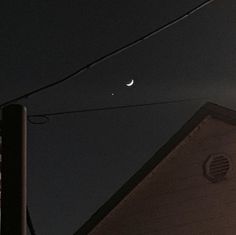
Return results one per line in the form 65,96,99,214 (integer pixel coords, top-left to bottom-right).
27,97,205,124
0,0,214,108
27,207,37,235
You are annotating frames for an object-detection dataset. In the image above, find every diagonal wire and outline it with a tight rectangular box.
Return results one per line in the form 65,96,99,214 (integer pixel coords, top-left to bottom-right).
27,97,206,124
0,0,214,108
27,207,37,235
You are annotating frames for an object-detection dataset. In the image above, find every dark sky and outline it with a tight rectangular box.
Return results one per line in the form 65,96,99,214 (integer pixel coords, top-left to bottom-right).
1,0,236,234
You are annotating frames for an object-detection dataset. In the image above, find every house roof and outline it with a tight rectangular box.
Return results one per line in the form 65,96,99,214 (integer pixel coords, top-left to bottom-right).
74,102,236,235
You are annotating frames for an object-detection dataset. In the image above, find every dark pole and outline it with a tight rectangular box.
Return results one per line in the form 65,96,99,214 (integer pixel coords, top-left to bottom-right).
1,104,27,235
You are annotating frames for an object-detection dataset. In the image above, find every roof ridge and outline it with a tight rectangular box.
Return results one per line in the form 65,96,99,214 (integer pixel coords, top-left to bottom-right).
74,102,236,235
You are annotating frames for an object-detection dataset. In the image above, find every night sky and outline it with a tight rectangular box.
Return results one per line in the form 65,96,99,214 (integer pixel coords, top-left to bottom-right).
1,0,236,234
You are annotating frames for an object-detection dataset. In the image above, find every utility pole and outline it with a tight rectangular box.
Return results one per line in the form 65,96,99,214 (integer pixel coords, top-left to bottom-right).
1,104,27,235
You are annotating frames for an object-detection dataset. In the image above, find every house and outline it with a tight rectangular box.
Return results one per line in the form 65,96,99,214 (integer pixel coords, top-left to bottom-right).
74,102,236,235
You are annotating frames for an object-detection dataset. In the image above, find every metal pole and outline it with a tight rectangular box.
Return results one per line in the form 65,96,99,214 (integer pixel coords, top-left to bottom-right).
1,104,27,235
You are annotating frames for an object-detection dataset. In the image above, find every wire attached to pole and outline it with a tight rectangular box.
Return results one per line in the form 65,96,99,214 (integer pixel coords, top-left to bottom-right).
27,97,205,124
27,207,37,235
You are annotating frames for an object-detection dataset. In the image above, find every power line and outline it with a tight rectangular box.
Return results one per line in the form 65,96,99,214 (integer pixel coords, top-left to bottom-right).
27,97,205,124
0,0,214,108
27,207,37,235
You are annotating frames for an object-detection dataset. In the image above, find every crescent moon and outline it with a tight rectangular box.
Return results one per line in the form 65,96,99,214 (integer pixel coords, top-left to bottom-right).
126,79,134,87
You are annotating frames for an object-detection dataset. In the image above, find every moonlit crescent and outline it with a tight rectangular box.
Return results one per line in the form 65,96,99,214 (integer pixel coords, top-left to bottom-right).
126,79,134,87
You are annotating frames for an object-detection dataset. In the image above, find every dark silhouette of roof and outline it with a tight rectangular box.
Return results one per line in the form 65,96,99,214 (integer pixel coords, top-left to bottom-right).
74,102,236,235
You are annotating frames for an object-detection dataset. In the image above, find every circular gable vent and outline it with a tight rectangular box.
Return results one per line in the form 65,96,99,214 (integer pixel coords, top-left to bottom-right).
204,154,231,183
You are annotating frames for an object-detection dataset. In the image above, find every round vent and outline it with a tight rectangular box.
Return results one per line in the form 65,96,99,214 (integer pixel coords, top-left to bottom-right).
204,154,231,183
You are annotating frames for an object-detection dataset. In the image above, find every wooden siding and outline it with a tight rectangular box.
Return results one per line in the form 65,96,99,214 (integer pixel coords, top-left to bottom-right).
89,116,236,235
